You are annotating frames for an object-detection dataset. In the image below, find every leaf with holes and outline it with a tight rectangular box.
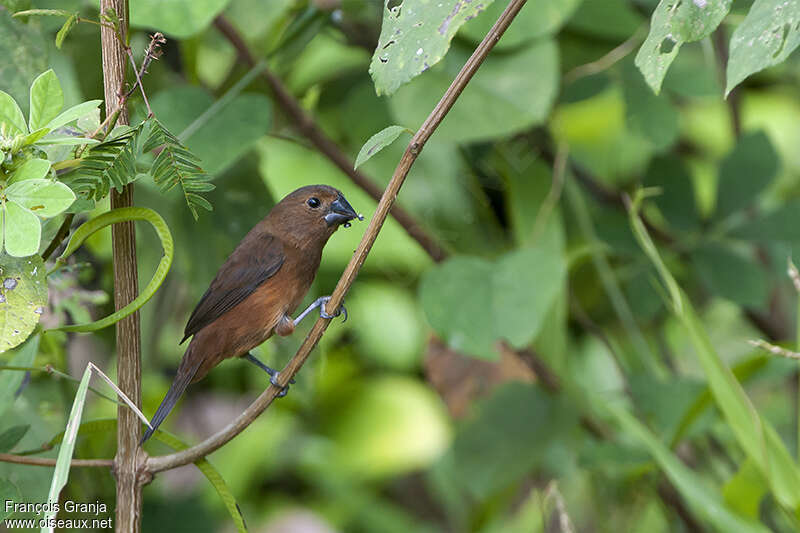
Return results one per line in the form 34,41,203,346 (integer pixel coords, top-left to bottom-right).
727,0,800,94
355,125,412,169
0,255,46,353
636,0,732,94
370,0,498,96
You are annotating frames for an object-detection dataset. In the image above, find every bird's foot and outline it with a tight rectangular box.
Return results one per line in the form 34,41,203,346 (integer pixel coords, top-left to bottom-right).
317,296,347,322
245,352,294,397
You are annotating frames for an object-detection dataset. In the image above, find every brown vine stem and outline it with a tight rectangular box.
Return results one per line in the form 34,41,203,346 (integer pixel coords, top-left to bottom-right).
147,0,528,474
0,454,112,468
213,15,448,263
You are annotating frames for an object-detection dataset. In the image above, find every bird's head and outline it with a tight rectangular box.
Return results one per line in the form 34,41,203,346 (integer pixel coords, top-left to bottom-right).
268,185,363,247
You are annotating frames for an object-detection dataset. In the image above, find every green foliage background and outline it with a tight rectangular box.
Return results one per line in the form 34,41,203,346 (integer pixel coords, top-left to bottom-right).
2,0,800,531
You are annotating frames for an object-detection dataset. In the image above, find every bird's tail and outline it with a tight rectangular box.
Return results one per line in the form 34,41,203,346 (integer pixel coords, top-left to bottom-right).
141,349,202,445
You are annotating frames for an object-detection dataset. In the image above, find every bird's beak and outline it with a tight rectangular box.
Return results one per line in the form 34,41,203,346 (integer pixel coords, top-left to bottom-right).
325,193,362,227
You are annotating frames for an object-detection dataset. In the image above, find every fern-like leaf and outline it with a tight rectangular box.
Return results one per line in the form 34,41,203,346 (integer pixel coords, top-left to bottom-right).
61,123,143,201
142,118,214,220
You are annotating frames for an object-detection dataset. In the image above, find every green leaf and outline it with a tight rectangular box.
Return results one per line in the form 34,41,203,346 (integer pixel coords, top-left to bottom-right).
7,158,50,184
35,135,100,146
142,118,214,219
130,0,232,39
715,131,778,219
723,459,768,520
45,99,102,131
54,13,77,49
635,0,732,94
0,424,29,452
6,179,75,217
22,127,49,145
727,0,800,94
149,87,271,176
643,155,699,231
621,59,679,151
151,430,248,532
390,40,558,143
602,401,770,533
354,125,412,170
460,0,581,48
0,335,39,413
28,69,63,132
628,197,800,511
0,9,47,116
0,90,26,136
0,255,45,352
691,242,768,307
2,201,40,257
731,199,800,243
11,8,71,18
420,244,566,359
369,0,498,95
449,383,579,499
0,478,21,521
42,364,92,527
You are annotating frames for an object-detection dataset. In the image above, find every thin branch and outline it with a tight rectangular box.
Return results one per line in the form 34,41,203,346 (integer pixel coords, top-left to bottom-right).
147,0,529,474
563,27,646,84
531,142,568,240
213,14,449,263
0,454,112,468
749,339,800,360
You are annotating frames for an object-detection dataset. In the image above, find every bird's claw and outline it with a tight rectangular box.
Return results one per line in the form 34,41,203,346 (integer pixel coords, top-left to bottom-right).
269,371,293,398
318,296,347,322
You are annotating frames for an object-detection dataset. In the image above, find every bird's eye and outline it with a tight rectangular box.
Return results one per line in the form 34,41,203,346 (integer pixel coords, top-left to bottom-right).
307,197,321,208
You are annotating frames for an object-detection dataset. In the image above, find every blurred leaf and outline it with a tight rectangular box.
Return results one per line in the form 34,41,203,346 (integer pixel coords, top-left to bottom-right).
0,90,26,135
330,376,451,479
369,0,498,95
621,59,679,151
6,179,75,217
150,86,272,176
727,0,800,94
0,478,22,521
461,0,582,48
449,383,579,499
643,155,698,231
7,158,50,185
0,424,28,452
420,244,565,359
566,0,643,39
603,400,770,533
715,131,778,219
28,69,63,131
390,40,558,142
0,9,47,111
635,0,732,93
629,200,800,511
354,124,412,170
731,199,800,243
691,242,768,307
130,0,232,39
0,334,38,417
151,430,247,533
2,201,41,256
723,459,768,520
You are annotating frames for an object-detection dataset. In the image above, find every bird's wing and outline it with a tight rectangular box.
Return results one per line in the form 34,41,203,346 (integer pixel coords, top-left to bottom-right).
181,232,285,343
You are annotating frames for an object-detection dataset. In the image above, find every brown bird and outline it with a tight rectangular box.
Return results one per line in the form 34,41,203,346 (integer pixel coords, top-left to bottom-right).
141,185,361,443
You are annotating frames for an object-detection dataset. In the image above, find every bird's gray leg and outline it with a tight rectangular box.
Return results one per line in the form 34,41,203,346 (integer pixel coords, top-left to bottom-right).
245,352,293,397
293,295,348,326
